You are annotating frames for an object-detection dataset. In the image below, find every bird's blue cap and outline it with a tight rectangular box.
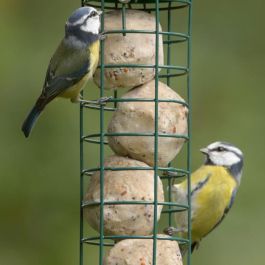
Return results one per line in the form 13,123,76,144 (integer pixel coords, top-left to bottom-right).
68,7,91,24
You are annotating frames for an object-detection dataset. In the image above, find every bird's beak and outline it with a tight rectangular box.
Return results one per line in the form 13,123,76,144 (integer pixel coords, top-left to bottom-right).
200,147,209,155
98,10,103,16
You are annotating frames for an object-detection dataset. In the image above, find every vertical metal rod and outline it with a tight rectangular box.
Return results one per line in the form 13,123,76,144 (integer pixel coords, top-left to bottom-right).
166,1,172,228
80,2,84,265
99,1,105,264
166,2,172,87
187,1,193,265
121,4,126,36
79,75,84,265
114,90,118,108
152,0,160,264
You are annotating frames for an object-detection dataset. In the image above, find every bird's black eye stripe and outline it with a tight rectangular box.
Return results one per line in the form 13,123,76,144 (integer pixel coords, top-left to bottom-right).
212,146,243,159
213,146,225,152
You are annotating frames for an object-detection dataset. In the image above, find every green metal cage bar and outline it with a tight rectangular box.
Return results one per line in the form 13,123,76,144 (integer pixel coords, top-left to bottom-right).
80,0,192,264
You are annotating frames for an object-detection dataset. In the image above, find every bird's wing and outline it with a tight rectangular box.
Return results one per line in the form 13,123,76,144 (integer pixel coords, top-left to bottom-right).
40,40,89,102
172,172,211,232
190,173,211,197
173,172,211,202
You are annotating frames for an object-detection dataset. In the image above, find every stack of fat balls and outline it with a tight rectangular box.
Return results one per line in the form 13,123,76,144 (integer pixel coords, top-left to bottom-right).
21,6,244,265
87,9,187,264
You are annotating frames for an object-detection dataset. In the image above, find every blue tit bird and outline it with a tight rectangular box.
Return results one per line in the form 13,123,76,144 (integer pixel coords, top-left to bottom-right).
22,6,102,138
165,141,243,253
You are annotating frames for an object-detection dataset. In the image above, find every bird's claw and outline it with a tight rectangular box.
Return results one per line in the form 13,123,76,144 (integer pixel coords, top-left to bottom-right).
164,226,176,236
99,32,106,40
97,96,112,105
164,226,185,236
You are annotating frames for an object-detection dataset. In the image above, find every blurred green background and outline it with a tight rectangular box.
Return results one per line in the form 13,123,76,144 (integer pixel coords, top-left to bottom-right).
0,0,264,264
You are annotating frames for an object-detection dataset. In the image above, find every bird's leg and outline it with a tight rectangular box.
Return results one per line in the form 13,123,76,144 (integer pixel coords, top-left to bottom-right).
164,170,188,185
78,95,96,105
79,96,113,106
163,226,186,236
166,171,187,178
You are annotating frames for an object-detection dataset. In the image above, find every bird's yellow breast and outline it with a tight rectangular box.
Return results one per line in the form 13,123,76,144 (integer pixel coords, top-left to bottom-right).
88,40,100,78
60,40,100,102
174,166,238,242
191,166,237,241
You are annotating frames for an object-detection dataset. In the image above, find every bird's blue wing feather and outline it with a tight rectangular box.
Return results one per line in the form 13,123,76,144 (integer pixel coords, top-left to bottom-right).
190,173,211,197
225,187,237,214
42,60,89,100
40,40,90,101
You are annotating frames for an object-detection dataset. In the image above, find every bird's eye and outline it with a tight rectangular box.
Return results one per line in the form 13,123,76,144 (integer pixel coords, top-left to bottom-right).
90,11,97,17
217,146,225,152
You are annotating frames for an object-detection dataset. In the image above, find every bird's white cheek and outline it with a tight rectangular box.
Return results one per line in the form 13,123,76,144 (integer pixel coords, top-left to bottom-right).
210,152,240,166
210,154,224,165
81,18,100,34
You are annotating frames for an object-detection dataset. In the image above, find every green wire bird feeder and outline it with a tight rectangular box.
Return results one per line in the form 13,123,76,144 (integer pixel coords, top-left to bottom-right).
80,0,192,264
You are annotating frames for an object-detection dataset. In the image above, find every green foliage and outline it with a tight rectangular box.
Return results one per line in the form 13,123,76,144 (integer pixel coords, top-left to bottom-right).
0,0,264,264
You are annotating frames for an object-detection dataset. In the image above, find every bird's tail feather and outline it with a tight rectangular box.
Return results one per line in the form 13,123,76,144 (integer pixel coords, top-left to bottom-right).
179,244,188,257
21,105,42,138
179,242,198,257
